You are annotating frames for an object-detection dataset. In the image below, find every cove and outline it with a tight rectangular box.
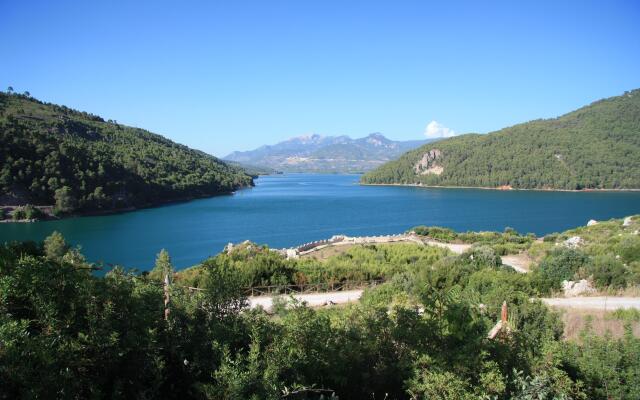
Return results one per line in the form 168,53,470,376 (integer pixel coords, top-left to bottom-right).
2,173,640,271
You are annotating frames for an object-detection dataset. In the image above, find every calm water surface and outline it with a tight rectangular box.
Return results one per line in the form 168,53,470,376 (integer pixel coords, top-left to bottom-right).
2,174,640,270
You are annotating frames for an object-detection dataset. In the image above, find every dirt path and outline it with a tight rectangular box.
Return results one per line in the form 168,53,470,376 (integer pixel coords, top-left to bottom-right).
249,290,364,311
423,240,471,254
541,297,640,310
501,253,533,273
249,291,640,312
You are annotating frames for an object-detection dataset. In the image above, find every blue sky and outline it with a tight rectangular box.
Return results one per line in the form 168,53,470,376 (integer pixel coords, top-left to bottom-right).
1,1,639,156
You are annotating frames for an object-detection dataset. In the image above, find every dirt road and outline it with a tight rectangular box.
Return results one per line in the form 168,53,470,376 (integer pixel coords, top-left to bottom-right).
249,290,364,310
249,291,640,312
501,254,532,273
541,297,640,310
423,240,471,254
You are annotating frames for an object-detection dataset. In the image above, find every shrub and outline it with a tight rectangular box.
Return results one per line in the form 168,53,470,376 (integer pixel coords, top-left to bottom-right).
43,231,70,260
463,246,502,269
616,235,640,264
54,186,77,214
457,230,534,254
532,248,589,293
410,226,457,241
588,254,629,289
406,368,474,400
11,204,44,221
608,308,640,322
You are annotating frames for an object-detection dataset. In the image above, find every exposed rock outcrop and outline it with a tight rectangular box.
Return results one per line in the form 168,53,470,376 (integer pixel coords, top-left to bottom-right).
414,149,443,175
587,219,598,226
563,236,584,248
562,279,596,297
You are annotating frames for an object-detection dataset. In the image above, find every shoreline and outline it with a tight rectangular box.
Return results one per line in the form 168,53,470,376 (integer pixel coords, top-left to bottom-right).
360,182,640,193
0,184,254,224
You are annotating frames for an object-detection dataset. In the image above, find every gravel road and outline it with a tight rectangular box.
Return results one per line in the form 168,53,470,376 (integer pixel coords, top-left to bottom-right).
249,291,640,312
541,297,640,310
249,290,364,311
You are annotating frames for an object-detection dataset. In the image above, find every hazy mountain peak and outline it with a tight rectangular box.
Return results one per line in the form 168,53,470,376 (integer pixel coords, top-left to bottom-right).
362,132,391,146
289,133,324,143
224,132,431,173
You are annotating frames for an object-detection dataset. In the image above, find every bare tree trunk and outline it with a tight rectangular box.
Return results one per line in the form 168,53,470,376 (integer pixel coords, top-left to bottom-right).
164,273,170,321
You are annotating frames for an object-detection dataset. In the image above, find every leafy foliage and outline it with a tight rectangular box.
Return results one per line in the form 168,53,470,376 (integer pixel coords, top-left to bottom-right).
532,248,590,293
0,92,253,215
530,215,640,292
2,219,640,399
9,204,44,220
410,225,535,255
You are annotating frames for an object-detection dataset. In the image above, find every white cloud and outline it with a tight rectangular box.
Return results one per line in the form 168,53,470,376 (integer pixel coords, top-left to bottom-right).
424,120,456,139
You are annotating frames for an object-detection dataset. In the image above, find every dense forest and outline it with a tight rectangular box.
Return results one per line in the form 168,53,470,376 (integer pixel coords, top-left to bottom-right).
1,216,639,399
0,90,253,218
361,89,640,189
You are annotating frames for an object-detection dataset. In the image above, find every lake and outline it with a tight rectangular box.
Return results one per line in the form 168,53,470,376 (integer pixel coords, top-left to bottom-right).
2,173,640,270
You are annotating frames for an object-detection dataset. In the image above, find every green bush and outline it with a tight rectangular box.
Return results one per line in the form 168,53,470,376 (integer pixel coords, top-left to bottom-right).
616,235,640,264
608,308,640,322
410,226,457,241
532,248,590,293
588,254,629,289
11,204,44,220
406,368,474,399
462,246,502,269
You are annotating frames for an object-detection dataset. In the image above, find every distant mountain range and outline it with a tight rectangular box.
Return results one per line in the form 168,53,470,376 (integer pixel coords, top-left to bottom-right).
361,89,640,190
224,133,432,173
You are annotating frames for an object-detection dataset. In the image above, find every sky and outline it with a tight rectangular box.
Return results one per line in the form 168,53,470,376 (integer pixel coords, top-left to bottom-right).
1,1,639,157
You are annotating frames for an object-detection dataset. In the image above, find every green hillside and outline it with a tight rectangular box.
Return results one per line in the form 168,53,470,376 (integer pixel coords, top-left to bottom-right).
0,92,253,216
361,89,640,189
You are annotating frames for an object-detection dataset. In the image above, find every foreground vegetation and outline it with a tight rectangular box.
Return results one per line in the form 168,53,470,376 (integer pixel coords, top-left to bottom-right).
0,90,253,220
2,216,639,399
175,216,640,296
361,89,640,189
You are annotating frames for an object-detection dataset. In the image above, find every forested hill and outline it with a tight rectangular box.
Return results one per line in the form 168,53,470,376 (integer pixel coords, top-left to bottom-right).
0,92,253,215
361,89,640,190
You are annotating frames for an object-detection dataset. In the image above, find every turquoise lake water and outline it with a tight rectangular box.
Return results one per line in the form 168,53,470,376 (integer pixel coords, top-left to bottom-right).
2,173,640,271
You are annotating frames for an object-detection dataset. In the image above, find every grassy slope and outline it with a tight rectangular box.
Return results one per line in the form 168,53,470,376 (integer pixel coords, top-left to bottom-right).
362,89,640,189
